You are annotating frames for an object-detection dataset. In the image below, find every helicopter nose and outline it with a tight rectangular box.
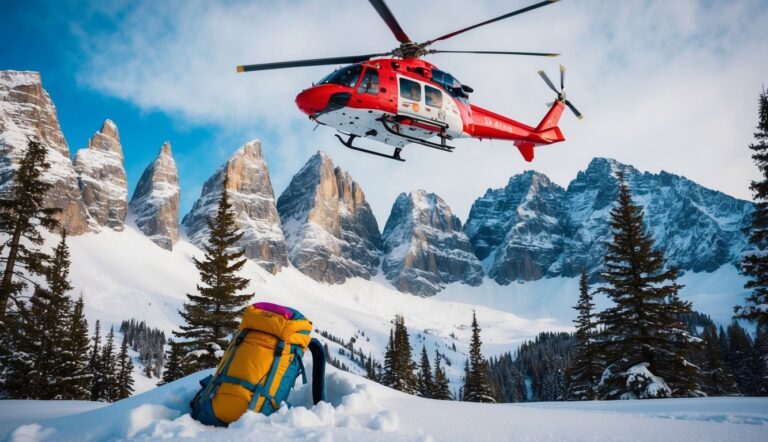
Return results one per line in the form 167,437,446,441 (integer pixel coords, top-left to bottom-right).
295,87,330,116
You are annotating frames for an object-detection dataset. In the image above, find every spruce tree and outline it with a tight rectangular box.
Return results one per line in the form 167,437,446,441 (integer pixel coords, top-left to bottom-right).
31,232,74,399
431,350,453,400
699,324,738,396
463,311,495,403
382,315,418,394
736,89,768,327
114,336,135,400
0,138,61,317
727,322,757,395
597,172,702,399
417,345,434,398
93,326,116,402
159,339,187,386
60,295,92,400
175,175,250,371
566,272,601,400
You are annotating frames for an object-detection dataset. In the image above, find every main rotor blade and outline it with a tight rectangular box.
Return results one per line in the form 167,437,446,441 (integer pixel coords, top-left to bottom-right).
538,70,559,94
236,53,387,72
565,100,583,119
368,0,411,43
422,0,560,46
429,50,559,57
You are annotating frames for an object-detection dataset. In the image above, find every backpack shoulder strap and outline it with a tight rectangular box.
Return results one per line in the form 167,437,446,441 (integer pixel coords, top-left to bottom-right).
308,338,326,404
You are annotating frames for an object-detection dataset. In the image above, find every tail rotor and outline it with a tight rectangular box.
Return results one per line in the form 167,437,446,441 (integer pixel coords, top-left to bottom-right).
539,65,583,120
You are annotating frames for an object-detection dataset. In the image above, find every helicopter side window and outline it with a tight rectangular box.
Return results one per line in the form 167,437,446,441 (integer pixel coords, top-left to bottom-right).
319,64,362,88
357,68,379,95
425,85,443,108
399,78,421,102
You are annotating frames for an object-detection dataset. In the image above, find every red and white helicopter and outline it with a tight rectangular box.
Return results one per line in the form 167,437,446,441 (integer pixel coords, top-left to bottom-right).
237,0,581,162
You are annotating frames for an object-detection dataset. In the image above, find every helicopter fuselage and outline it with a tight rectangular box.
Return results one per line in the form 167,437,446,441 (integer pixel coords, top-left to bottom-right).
295,57,566,161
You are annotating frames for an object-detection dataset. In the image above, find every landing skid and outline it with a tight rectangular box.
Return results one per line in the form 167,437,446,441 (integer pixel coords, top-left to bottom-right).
334,134,405,162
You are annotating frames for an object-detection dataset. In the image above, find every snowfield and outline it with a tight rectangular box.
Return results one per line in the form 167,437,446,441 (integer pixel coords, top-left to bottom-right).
1,366,766,441
0,225,761,441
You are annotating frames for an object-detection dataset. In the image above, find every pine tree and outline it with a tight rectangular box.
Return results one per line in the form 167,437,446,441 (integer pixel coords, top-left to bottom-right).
381,315,418,394
417,345,434,398
566,272,601,400
463,311,495,403
597,172,702,399
114,336,134,400
0,138,61,317
31,232,73,399
736,89,768,327
60,295,92,400
753,325,768,396
93,326,116,402
159,339,187,386
727,322,757,395
699,324,738,396
175,175,250,371
431,350,452,400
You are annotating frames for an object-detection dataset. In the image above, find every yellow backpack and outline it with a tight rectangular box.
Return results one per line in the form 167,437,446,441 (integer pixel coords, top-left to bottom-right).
190,302,326,426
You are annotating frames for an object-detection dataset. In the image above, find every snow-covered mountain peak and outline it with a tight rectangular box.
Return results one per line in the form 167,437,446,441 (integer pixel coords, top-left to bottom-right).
382,189,483,296
276,151,381,284
74,120,128,231
182,140,287,273
129,142,180,250
0,70,89,234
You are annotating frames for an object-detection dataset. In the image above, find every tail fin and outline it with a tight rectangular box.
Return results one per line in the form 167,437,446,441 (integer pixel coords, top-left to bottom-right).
515,142,535,162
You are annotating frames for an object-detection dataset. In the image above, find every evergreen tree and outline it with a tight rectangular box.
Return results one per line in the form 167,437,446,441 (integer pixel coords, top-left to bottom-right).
753,325,768,395
566,272,601,400
159,339,187,386
0,138,61,317
431,350,453,400
417,345,434,398
114,336,135,400
93,326,116,402
60,295,92,400
30,232,73,399
597,172,702,399
463,311,495,403
727,322,757,395
381,315,419,394
736,89,768,327
175,176,250,371
698,324,738,396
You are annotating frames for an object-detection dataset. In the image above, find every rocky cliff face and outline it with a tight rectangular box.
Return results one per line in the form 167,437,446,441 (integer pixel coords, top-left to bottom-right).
73,119,128,230
182,141,287,273
465,171,566,284
0,70,89,234
559,157,753,278
129,142,180,250
277,151,382,283
383,190,483,296
465,157,754,283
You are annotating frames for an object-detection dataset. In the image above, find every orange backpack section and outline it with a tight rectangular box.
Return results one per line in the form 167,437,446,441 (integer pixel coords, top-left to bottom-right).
190,302,326,427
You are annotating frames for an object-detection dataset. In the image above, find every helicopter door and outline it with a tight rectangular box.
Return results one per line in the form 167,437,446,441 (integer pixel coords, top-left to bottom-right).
397,76,461,137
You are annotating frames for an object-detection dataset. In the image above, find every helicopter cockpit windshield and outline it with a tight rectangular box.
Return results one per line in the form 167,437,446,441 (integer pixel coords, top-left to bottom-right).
317,65,362,88
431,69,470,105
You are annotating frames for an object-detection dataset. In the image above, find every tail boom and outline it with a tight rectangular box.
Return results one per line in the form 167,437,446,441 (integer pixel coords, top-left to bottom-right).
469,101,566,162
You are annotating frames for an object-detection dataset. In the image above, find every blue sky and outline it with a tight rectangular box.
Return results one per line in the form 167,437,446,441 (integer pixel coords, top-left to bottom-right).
2,0,767,223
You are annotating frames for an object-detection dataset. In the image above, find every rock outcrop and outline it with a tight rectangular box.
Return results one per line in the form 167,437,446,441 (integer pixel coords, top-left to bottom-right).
465,158,754,283
277,151,382,283
73,119,128,230
129,142,180,250
182,141,287,273
464,171,566,284
382,190,483,296
0,70,89,234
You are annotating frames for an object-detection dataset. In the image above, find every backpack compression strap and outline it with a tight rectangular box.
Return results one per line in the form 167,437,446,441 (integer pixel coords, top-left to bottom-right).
308,338,326,404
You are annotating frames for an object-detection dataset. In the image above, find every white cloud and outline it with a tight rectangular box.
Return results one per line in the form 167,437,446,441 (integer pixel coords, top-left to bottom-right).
77,0,768,223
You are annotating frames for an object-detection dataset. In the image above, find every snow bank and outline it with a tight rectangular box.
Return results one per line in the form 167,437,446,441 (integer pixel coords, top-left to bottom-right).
1,367,766,442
